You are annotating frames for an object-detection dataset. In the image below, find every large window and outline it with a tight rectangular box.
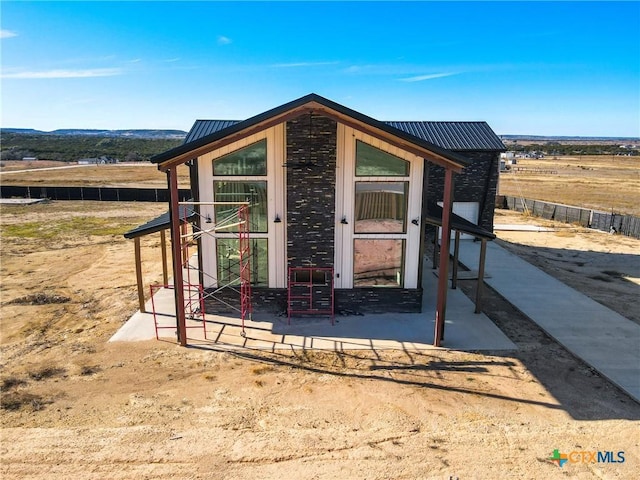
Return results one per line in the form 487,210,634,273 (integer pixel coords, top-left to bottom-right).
353,140,410,287
353,239,404,287
213,181,268,233
216,238,268,287
334,127,422,290
213,139,267,176
354,182,408,234
355,140,409,176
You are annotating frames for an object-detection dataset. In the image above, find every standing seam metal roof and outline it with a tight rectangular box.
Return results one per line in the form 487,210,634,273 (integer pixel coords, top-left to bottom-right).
184,119,505,151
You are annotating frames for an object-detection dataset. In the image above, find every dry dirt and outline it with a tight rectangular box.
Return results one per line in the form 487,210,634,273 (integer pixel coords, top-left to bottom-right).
0,161,191,188
498,155,640,216
1,202,639,479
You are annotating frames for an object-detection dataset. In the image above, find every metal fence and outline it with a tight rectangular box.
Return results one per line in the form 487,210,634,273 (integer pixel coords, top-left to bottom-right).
498,196,640,239
0,185,191,203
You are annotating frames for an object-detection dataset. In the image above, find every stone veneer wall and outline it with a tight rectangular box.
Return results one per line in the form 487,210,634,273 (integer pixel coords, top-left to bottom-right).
286,113,337,269
203,287,423,315
204,287,287,315
425,151,500,232
335,288,422,314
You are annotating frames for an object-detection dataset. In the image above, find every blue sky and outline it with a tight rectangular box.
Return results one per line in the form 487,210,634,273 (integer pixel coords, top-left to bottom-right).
1,1,639,136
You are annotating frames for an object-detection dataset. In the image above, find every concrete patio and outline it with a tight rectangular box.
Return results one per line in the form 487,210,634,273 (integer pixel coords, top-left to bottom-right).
110,257,516,352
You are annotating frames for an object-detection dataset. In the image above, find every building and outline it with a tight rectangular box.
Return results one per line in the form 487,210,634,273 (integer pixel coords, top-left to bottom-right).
147,93,504,346
78,156,118,165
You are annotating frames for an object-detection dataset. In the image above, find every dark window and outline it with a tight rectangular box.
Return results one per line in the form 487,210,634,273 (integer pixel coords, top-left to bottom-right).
216,238,268,286
356,140,409,176
213,139,267,176
213,181,268,233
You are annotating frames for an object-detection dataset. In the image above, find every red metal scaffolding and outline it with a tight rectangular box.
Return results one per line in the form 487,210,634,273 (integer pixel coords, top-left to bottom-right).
287,267,334,325
150,200,252,344
238,204,252,336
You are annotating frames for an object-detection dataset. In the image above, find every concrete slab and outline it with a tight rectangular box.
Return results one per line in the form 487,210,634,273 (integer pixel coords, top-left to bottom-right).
0,198,49,205
455,239,640,403
110,259,516,352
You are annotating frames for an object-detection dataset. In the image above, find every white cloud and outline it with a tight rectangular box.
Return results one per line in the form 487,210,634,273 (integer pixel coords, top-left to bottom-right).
217,36,232,45
1,30,18,39
399,72,459,82
1,68,124,79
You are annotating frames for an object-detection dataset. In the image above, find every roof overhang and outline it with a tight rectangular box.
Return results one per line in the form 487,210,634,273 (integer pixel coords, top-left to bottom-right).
123,205,195,239
424,203,496,240
151,93,471,173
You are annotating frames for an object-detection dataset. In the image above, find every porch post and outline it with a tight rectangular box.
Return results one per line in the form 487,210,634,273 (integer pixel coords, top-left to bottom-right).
168,167,187,346
475,238,488,314
451,230,461,289
160,229,168,286
434,169,454,346
134,237,146,313
432,227,439,269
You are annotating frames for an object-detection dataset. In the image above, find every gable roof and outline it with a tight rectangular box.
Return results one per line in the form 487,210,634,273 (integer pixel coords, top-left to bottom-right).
151,93,474,172
186,119,505,152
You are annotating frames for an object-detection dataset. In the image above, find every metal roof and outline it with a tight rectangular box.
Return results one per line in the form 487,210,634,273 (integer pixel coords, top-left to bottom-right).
152,94,472,169
185,119,504,151
425,203,496,240
386,121,505,151
184,120,240,143
123,205,195,239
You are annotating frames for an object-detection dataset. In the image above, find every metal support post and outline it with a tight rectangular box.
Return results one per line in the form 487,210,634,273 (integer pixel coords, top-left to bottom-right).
451,230,461,290
134,237,146,313
475,238,487,314
160,229,168,286
168,167,187,346
434,169,454,346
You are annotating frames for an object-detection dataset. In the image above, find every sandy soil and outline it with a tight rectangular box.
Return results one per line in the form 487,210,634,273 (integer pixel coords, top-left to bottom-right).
0,161,190,188
1,202,639,479
498,155,640,216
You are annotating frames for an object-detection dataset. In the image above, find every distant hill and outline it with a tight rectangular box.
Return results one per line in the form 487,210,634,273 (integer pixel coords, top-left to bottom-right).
2,128,187,140
501,135,639,144
0,130,185,162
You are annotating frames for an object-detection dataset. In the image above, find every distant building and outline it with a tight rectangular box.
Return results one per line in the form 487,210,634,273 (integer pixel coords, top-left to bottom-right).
22,156,37,161
78,156,118,165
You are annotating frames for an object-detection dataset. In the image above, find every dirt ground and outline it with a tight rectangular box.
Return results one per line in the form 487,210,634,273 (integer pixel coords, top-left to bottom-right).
493,209,640,325
1,202,639,479
498,155,639,216
0,161,190,188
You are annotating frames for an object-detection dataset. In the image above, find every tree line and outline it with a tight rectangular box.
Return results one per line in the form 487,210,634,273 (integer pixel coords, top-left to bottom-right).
508,142,638,156
0,133,184,162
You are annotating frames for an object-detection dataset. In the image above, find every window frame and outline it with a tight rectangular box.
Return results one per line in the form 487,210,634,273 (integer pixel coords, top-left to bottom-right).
215,237,269,287
355,139,410,177
212,138,268,176
353,238,405,288
334,126,423,290
213,180,269,234
354,181,409,234
198,126,287,290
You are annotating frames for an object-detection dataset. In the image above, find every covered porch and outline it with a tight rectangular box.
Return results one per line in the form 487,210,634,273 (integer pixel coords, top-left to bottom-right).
112,250,514,352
